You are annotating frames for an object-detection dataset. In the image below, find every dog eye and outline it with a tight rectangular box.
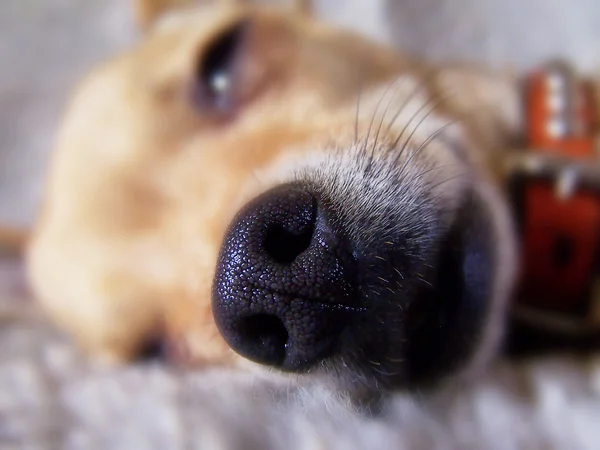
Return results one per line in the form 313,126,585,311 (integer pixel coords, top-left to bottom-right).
194,21,247,114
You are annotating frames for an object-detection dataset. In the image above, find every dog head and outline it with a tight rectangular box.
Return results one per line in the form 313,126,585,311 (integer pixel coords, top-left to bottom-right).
28,0,518,392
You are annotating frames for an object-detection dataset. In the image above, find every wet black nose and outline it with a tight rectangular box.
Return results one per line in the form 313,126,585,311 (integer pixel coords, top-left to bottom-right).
212,185,361,371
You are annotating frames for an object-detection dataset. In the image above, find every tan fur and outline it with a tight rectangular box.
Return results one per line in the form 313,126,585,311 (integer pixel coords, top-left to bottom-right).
26,0,520,382
0,225,28,257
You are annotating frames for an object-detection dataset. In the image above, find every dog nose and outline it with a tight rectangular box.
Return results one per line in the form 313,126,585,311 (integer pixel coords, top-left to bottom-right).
212,185,361,371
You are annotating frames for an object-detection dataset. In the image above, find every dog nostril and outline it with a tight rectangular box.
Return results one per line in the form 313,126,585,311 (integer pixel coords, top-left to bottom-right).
237,314,289,366
213,185,356,371
264,225,314,264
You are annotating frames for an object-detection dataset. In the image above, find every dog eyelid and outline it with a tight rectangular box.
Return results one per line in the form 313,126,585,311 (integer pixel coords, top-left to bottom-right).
192,20,247,115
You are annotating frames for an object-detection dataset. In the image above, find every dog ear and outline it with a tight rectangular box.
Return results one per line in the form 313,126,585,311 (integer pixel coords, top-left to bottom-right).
133,0,196,31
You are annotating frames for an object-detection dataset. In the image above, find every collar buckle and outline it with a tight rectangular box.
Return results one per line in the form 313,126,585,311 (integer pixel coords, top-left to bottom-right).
508,60,600,339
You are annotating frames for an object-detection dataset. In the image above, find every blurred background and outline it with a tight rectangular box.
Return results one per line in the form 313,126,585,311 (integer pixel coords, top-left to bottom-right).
1,0,600,228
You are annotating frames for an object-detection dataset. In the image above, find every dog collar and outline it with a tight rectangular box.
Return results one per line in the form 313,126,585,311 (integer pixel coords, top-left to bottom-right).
506,60,600,341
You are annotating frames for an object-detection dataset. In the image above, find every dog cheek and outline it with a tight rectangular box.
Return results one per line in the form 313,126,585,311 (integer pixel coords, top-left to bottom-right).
162,294,236,367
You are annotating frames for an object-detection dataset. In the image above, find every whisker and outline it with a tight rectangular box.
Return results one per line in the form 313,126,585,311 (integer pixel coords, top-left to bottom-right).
386,357,406,363
369,75,408,161
391,90,456,158
354,72,365,144
407,163,459,184
417,276,433,288
395,120,458,184
361,77,409,175
371,366,400,377
428,172,469,192
362,77,401,156
384,67,441,135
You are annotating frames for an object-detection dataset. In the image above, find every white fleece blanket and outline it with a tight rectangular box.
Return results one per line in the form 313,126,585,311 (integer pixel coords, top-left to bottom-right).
2,310,600,448
0,259,598,450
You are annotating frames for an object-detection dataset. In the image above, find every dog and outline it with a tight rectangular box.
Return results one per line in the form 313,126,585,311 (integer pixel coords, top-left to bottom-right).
15,0,598,396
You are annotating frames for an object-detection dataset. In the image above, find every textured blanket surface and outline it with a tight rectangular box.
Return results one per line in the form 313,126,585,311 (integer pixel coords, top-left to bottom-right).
1,259,600,450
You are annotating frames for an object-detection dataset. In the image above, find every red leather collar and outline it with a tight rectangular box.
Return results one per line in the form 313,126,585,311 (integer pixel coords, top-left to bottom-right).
508,61,600,337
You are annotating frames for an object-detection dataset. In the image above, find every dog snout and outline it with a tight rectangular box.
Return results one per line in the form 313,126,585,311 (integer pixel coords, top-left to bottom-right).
212,184,362,371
